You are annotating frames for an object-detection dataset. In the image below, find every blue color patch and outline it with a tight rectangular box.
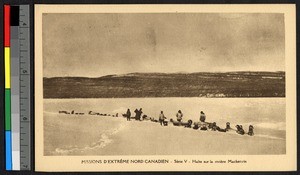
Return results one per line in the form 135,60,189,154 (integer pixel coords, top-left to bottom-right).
5,131,12,170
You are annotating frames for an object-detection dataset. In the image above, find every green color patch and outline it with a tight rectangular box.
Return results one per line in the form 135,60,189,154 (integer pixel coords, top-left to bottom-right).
5,89,11,130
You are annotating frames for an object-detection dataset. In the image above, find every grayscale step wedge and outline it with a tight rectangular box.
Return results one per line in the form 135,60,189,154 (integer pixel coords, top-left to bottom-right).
19,5,31,170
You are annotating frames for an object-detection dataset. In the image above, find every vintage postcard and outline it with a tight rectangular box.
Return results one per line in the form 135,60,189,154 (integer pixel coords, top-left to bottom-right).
35,4,296,171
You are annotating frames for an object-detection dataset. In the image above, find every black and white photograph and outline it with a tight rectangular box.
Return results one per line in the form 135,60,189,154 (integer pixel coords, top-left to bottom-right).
34,5,296,171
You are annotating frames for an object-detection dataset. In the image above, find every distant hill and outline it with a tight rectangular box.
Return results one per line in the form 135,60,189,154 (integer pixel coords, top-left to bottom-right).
43,71,285,98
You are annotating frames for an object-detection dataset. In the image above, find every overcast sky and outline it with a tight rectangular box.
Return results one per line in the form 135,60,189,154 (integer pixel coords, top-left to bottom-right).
43,13,285,77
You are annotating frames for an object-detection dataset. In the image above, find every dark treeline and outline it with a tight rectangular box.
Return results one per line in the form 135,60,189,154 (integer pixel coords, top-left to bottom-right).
43,71,285,98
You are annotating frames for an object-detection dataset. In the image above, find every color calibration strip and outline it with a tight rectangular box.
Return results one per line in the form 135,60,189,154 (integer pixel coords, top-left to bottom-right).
4,4,12,171
4,5,31,171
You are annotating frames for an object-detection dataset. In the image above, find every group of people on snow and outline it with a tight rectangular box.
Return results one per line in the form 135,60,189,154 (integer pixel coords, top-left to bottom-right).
123,108,254,136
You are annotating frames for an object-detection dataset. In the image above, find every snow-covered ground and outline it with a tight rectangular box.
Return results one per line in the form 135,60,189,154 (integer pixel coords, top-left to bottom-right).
43,98,285,155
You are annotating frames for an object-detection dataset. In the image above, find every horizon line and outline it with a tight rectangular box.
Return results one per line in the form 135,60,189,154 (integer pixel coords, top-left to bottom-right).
43,70,285,78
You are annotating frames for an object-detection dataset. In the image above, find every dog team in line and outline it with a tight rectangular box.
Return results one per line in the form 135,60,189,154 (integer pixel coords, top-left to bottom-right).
123,108,254,136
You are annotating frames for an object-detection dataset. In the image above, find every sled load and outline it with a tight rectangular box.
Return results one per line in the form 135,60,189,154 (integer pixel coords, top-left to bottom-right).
170,119,193,128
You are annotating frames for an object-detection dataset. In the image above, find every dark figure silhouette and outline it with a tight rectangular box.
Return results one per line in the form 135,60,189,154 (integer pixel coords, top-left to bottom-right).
236,125,245,135
126,109,131,121
248,125,254,136
134,108,143,120
159,111,167,126
226,122,231,131
176,110,183,122
200,111,206,122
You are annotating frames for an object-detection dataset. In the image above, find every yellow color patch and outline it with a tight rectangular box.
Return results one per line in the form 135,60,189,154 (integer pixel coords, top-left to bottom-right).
5,47,11,89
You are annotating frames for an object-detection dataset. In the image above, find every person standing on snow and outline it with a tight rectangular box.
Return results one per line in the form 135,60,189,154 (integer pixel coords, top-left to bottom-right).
159,111,167,126
176,110,183,122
